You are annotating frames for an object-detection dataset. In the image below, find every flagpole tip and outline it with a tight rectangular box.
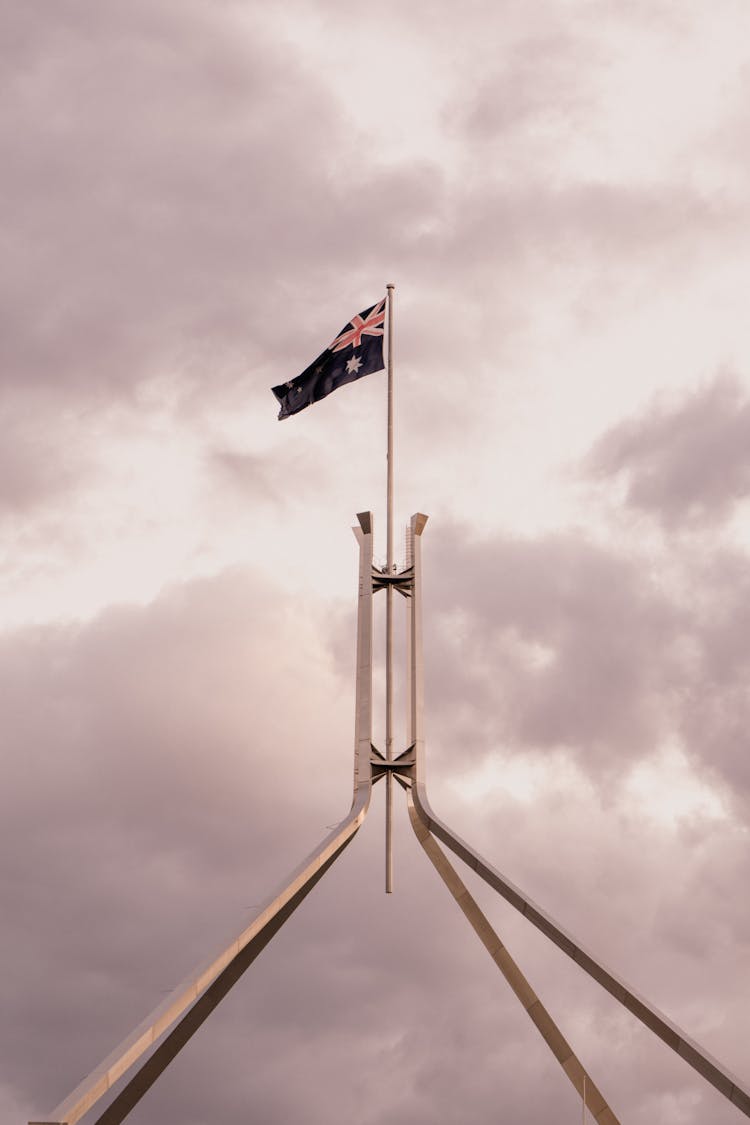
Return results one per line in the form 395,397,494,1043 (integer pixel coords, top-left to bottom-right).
386,282,395,290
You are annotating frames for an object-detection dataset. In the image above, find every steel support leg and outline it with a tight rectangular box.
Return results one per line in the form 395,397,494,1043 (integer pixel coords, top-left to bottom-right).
31,513,378,1125
406,512,750,1118
407,791,620,1124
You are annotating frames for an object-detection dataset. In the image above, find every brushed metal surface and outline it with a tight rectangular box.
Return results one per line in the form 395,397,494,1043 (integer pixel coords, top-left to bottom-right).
406,511,749,1118
33,515,378,1125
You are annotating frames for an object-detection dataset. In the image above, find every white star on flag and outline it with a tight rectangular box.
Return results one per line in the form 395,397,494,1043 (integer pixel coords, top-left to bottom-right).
346,354,362,375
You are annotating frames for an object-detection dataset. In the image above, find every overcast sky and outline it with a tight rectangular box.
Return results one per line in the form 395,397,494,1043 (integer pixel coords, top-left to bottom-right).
4,2,750,1123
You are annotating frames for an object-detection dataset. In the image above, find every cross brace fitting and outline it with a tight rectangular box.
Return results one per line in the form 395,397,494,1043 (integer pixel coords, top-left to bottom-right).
371,566,413,596
370,743,415,787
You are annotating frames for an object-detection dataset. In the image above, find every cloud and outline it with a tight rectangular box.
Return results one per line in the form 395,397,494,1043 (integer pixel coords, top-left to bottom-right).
424,525,682,770
6,550,749,1125
0,0,449,521
5,4,750,1123
3,1,330,393
210,448,280,504
1,565,356,1114
588,374,750,527
412,513,750,827
1,0,446,402
0,395,89,513
457,29,598,141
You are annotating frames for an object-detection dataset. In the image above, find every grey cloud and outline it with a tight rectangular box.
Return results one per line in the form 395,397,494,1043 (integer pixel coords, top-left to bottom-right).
412,518,750,822
0,0,447,518
441,181,734,279
424,525,682,770
0,396,88,512
588,374,750,527
1,1,444,397
5,0,742,527
5,5,750,1122
458,30,598,140
2,1,330,392
210,449,279,504
5,563,747,1125
1,567,355,1111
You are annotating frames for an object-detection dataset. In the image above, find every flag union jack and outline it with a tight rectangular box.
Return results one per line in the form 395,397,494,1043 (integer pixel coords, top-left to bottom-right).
329,298,386,353
272,296,387,420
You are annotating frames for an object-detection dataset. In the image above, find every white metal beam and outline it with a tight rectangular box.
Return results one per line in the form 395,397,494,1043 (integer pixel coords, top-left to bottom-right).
30,513,377,1125
406,511,750,1119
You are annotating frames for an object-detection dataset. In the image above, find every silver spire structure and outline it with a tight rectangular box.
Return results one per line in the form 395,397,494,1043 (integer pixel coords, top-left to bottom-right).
30,510,750,1124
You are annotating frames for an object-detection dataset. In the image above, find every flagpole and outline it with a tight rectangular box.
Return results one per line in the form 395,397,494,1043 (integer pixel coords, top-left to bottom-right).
385,282,395,894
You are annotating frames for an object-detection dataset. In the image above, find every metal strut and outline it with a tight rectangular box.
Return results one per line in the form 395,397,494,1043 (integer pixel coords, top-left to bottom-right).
30,509,750,1123
402,511,750,1120
406,791,620,1125
30,512,379,1125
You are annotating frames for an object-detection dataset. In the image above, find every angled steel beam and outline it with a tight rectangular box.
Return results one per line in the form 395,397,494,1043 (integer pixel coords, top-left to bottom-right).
407,790,620,1124
31,810,368,1125
88,837,351,1125
30,512,378,1125
405,512,750,1118
411,786,750,1117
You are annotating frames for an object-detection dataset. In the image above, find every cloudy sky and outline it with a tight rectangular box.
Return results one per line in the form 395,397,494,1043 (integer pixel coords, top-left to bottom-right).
4,1,750,1122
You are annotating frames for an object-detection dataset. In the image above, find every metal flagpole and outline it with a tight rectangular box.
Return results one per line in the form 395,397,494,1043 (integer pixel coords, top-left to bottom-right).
385,282,395,893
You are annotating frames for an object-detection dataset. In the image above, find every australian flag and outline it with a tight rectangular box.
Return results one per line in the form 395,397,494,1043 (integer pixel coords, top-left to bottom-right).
272,298,386,420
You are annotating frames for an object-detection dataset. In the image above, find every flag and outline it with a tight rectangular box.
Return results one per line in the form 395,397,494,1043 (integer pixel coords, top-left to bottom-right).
272,298,386,420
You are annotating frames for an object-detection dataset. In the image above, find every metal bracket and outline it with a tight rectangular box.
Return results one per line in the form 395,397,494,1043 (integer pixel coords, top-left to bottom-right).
372,566,413,597
370,742,415,787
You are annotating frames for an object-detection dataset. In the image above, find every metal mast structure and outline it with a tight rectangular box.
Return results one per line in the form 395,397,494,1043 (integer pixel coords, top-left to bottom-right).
31,510,750,1125
31,290,750,1124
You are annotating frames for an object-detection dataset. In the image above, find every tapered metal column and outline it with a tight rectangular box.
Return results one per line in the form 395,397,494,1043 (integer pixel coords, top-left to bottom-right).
85,842,351,1125
31,517,377,1125
407,518,750,1117
407,794,620,1124
405,512,617,1120
385,284,395,893
354,511,376,792
407,512,428,771
411,786,750,1112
